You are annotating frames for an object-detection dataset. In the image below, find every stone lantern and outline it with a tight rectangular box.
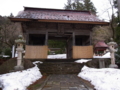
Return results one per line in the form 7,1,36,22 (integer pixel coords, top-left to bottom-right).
107,38,118,68
14,35,26,71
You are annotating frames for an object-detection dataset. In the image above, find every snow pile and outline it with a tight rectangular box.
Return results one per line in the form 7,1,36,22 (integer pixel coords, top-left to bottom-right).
0,61,42,90
47,54,66,59
78,66,120,90
102,52,110,58
75,59,92,63
93,52,110,58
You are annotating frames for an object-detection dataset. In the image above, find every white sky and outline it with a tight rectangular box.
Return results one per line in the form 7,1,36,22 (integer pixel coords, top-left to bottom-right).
0,0,115,21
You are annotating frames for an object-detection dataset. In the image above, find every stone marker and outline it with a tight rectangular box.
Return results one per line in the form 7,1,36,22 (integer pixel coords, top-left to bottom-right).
14,35,26,71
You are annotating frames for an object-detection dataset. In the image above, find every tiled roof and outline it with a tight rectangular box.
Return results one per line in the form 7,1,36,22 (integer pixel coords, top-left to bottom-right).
14,7,104,22
95,41,108,48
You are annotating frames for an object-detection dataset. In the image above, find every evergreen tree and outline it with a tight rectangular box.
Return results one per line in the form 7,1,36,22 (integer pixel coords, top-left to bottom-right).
84,0,96,14
64,0,72,10
64,0,97,14
10,13,14,17
72,0,84,10
64,0,84,10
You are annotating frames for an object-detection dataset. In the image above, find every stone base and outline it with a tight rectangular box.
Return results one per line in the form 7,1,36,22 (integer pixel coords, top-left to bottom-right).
14,65,24,71
109,64,118,68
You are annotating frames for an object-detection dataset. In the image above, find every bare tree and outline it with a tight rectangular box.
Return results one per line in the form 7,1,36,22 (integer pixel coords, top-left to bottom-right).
92,26,113,45
109,0,117,39
0,17,22,48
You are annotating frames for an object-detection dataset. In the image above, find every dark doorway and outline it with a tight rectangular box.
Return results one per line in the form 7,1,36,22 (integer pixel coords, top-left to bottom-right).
29,34,45,45
75,35,90,46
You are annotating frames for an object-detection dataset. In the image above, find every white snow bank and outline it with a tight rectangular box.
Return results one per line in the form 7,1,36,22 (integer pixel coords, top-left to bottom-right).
0,61,42,90
75,59,92,63
47,54,66,59
93,52,110,58
78,66,120,90
102,52,110,58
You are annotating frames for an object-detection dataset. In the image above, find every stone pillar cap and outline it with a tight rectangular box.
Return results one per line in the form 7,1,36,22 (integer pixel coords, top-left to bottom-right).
15,35,26,44
107,38,117,46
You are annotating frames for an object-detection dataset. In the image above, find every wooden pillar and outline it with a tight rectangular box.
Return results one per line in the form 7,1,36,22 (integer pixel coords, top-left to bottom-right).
73,32,75,46
90,31,92,45
45,31,48,45
26,33,29,45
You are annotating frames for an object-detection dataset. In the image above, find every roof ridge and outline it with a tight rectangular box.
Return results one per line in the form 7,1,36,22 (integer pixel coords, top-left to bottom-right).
24,6,90,13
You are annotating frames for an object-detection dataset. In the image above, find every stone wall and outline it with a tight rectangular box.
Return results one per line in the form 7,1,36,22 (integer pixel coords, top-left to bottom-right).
35,58,111,75
38,62,84,75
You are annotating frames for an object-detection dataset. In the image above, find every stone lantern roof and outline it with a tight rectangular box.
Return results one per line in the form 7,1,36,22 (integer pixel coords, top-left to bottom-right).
107,38,117,46
15,35,26,44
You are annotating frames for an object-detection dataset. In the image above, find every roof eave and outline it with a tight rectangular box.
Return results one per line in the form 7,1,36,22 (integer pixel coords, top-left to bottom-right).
9,18,109,25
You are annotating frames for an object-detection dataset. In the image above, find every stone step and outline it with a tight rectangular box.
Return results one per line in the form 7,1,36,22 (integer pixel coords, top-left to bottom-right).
37,62,84,75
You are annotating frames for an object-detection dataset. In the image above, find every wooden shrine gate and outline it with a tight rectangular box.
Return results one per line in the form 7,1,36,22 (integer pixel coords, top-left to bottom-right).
10,7,109,59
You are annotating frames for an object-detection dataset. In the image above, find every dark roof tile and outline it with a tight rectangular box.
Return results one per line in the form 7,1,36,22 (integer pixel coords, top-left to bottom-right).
15,7,103,22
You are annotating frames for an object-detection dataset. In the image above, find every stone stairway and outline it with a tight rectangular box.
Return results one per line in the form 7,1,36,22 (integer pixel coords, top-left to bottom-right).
35,59,84,75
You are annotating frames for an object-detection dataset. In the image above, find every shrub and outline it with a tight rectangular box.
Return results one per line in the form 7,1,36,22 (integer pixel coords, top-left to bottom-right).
4,48,12,58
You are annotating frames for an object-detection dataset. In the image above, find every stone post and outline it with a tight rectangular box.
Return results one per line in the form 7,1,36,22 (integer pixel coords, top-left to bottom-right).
14,35,26,71
99,59,105,68
107,38,118,68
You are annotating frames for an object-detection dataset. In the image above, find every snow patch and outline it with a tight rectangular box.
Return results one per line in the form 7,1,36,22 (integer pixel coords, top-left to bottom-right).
47,54,66,59
75,59,92,63
78,66,120,90
0,61,42,90
93,52,110,58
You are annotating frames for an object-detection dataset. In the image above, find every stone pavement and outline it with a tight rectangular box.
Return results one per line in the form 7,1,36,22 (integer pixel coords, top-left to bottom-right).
37,74,94,90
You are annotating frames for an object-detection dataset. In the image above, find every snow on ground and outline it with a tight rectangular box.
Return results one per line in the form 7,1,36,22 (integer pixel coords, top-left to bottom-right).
0,61,42,90
47,52,110,59
78,66,120,90
75,59,92,63
47,54,66,59
93,52,110,58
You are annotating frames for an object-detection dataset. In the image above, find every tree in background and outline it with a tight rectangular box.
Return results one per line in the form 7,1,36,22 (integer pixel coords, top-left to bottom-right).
48,40,66,54
0,15,22,56
64,0,72,10
92,26,113,45
64,0,96,14
84,0,96,14
72,0,84,10
112,0,120,43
